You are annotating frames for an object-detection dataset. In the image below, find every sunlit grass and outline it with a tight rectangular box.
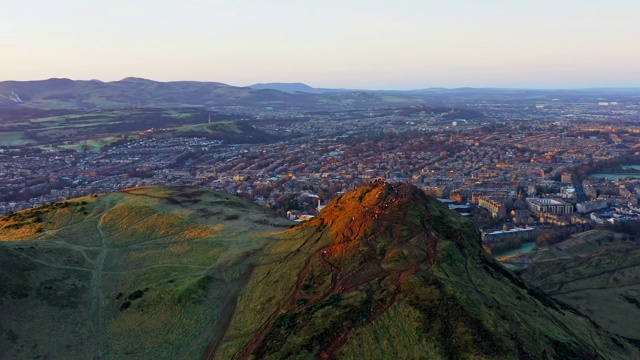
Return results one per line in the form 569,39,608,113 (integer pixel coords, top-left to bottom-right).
0,185,294,359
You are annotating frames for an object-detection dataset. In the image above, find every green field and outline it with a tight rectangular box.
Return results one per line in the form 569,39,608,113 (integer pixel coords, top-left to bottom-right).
0,107,273,151
178,121,242,134
0,108,216,149
39,136,138,152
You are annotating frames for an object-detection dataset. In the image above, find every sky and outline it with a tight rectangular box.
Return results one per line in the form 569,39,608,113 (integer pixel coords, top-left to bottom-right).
1,0,639,89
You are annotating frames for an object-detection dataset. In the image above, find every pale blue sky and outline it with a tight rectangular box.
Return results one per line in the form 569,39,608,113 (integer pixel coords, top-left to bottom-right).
1,0,639,89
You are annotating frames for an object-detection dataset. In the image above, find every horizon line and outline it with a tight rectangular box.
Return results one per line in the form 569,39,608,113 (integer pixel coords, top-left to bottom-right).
1,77,639,92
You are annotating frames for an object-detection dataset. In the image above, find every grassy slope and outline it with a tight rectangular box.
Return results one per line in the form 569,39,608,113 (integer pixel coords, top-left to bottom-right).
520,231,640,343
0,186,292,359
177,121,242,134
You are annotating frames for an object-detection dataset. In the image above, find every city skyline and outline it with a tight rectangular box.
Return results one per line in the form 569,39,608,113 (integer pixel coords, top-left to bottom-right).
2,0,639,89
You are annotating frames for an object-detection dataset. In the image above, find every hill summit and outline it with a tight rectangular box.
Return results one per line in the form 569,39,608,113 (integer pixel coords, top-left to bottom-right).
214,182,637,359
311,181,456,266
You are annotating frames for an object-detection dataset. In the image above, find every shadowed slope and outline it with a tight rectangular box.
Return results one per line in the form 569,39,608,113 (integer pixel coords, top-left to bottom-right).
519,231,640,346
215,182,637,359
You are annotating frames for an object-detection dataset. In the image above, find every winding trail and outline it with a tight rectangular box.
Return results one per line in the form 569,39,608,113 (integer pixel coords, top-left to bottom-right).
90,200,114,359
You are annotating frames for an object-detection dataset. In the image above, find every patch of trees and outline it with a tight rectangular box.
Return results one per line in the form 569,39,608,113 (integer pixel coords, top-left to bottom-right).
100,135,130,150
185,128,275,144
473,208,503,228
274,194,300,214
536,183,560,196
599,220,640,242
622,295,640,310
487,238,523,255
535,229,570,247
118,287,149,311
174,151,197,168
224,214,239,221
252,184,277,198
570,154,640,181
125,168,154,179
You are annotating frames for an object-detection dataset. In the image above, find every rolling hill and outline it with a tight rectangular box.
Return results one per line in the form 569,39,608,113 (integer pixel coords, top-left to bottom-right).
0,78,320,109
0,184,636,359
0,78,402,110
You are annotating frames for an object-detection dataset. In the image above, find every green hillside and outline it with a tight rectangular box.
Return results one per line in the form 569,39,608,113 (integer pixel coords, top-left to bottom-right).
0,186,292,359
153,120,275,144
0,184,637,359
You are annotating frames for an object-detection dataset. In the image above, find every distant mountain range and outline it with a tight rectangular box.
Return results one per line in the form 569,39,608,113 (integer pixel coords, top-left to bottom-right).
0,77,291,109
0,78,393,110
2,77,638,111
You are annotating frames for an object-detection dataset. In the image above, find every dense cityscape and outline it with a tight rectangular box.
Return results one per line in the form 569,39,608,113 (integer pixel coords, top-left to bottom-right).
3,95,640,255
